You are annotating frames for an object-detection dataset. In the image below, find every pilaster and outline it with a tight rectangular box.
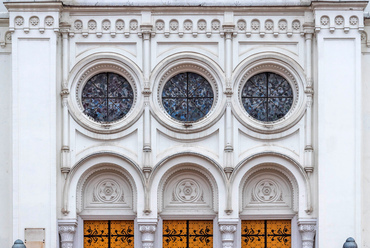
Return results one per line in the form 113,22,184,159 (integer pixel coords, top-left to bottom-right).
313,2,366,246
5,2,62,245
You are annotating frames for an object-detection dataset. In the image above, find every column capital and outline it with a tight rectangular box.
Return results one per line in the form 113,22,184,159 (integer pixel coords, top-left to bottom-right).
298,220,317,248
58,220,77,248
219,223,237,248
139,222,157,248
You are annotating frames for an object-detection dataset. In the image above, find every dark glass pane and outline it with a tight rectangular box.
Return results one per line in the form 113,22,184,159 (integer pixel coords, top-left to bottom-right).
82,73,108,98
82,98,108,122
162,73,187,97
241,72,293,122
163,98,188,121
242,98,268,121
188,73,213,97
107,98,133,122
162,72,214,122
268,73,293,97
81,72,134,123
267,98,293,122
108,73,133,98
242,73,267,97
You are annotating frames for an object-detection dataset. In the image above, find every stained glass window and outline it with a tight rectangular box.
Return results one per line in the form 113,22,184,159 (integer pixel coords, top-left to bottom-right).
82,72,134,123
241,72,293,122
162,72,214,122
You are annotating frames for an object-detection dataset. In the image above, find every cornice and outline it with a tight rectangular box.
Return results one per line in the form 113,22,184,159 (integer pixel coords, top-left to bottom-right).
0,19,9,25
311,1,368,11
63,5,312,14
4,2,63,12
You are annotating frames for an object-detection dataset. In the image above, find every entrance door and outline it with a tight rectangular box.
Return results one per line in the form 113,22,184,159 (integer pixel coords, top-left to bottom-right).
84,220,134,248
241,220,291,248
163,220,213,248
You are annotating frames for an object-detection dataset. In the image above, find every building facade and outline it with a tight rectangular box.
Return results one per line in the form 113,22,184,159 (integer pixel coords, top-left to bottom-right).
1,0,370,247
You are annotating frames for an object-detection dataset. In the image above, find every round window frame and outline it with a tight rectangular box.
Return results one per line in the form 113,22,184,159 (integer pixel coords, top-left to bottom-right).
80,72,135,124
152,58,223,133
161,72,215,123
241,71,294,123
69,59,141,133
234,61,305,134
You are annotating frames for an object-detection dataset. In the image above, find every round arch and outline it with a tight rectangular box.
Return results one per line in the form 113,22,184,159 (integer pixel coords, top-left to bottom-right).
62,153,145,219
146,153,227,218
230,152,312,218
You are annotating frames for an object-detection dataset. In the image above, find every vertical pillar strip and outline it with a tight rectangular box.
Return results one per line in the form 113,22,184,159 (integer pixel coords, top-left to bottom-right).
60,24,71,179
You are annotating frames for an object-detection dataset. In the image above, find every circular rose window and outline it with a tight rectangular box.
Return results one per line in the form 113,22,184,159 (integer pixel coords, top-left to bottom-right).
162,72,214,122
81,72,134,123
241,72,293,122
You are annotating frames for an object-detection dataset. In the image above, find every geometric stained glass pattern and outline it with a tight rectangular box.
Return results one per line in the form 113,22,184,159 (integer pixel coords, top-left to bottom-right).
241,72,293,122
241,220,291,248
162,72,214,122
82,72,134,123
163,220,213,248
84,220,134,248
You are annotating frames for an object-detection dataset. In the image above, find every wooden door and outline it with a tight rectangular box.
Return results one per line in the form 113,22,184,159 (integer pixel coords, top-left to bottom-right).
163,220,213,248
84,220,134,248
241,220,291,248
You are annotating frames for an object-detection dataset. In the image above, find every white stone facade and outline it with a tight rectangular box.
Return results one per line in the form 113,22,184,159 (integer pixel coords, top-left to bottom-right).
0,0,369,247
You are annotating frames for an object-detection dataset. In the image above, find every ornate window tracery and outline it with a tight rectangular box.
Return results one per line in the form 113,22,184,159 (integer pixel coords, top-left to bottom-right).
241,72,293,122
81,72,134,123
161,72,214,122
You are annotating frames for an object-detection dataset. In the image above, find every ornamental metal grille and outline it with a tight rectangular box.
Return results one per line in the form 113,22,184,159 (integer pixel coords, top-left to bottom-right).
162,72,214,122
81,72,134,123
241,220,291,248
84,220,134,248
163,220,213,248
241,72,293,122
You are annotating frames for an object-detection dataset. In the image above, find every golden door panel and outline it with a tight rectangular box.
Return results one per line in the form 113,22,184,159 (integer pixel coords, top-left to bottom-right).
242,220,291,248
163,220,213,248
84,220,134,248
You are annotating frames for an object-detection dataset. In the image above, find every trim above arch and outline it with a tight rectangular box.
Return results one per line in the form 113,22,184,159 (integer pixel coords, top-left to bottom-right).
62,152,145,218
230,152,312,218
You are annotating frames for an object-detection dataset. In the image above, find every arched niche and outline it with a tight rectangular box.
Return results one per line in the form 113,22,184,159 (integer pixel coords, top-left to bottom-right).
73,164,138,218
158,165,218,219
240,165,298,217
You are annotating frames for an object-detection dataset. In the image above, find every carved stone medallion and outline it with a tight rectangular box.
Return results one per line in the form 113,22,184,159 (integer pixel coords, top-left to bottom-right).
94,179,123,203
175,179,201,203
211,20,220,31
116,20,124,30
254,179,280,203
